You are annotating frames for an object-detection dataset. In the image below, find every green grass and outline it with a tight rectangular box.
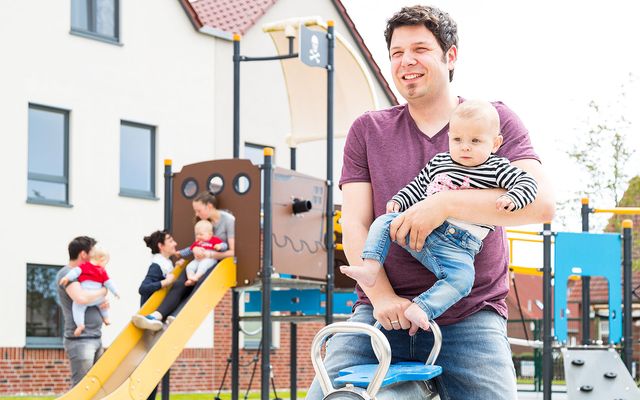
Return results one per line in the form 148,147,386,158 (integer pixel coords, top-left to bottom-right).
0,391,307,400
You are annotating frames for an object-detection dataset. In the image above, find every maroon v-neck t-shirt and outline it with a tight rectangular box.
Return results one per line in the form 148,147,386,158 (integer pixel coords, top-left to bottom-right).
339,100,539,325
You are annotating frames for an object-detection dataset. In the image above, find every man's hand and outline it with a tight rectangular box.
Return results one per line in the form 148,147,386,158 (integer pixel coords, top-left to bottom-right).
496,195,516,212
386,200,401,213
193,247,206,260
372,294,413,331
389,196,447,251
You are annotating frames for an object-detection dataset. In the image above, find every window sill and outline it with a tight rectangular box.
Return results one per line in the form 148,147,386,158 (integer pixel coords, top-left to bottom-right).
25,338,64,349
119,190,159,201
27,198,72,208
70,29,122,46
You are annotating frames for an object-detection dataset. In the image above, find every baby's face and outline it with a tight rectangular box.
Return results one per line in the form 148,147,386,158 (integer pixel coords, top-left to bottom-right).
448,116,502,167
93,254,110,267
195,229,213,242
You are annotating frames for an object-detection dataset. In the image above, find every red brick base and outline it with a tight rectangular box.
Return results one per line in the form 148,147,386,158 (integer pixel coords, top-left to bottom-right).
0,291,322,396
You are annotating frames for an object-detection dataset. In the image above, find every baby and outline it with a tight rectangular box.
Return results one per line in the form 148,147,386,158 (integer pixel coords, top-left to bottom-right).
341,99,538,331
182,220,227,286
59,245,119,336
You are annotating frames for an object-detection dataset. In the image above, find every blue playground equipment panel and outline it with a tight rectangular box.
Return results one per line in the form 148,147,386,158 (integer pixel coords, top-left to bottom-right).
335,362,442,388
554,232,622,344
243,289,357,315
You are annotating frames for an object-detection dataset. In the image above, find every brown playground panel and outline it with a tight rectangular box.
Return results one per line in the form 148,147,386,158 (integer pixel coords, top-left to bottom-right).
171,159,354,288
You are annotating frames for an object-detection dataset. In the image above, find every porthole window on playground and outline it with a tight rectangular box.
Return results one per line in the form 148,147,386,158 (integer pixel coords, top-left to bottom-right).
181,178,198,199
233,174,251,195
207,174,224,195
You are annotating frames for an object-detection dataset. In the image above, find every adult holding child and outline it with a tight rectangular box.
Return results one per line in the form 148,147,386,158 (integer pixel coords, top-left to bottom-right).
56,236,109,386
307,5,555,399
133,192,235,331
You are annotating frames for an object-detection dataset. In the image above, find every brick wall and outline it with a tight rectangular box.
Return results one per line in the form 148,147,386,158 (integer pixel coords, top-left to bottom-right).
212,291,321,394
0,348,70,395
0,291,322,396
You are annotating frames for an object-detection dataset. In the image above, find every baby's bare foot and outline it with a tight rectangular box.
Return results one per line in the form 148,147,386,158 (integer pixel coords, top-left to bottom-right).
404,303,430,333
339,261,382,287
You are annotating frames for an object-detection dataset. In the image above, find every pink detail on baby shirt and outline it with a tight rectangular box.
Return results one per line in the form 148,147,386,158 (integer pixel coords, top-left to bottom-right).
426,173,472,196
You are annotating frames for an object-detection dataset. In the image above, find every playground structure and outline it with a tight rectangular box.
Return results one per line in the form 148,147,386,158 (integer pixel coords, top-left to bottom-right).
55,17,374,400
52,12,640,400
504,200,640,399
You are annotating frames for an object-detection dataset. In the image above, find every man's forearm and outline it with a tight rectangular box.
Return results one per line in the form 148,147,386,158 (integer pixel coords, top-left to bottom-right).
440,186,554,227
440,158,555,226
66,283,107,304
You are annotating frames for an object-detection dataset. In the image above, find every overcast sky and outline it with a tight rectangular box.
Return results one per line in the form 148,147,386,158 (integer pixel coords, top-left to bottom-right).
341,0,640,231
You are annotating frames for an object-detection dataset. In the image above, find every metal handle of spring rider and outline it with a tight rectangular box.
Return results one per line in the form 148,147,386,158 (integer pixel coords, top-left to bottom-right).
372,321,442,366
311,321,442,399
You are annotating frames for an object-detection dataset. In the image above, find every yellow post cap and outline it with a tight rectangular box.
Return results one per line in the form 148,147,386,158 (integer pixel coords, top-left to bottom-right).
622,219,633,229
581,197,589,205
328,20,334,27
233,33,241,41
164,159,172,166
263,147,274,157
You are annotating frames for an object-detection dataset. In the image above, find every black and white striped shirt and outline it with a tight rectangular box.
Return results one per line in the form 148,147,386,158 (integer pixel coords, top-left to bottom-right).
392,153,538,229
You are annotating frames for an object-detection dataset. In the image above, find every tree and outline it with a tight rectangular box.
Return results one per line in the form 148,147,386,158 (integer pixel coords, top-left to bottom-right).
558,73,636,231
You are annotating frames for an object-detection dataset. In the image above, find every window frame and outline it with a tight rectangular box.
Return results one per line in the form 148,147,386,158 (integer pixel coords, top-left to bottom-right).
119,120,157,200
25,263,64,349
26,104,71,208
244,142,275,165
70,0,121,44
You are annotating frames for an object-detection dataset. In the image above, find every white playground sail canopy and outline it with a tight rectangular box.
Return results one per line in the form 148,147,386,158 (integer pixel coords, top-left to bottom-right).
263,17,379,147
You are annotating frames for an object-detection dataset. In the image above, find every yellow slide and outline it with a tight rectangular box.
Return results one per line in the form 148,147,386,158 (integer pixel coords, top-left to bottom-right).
57,258,236,400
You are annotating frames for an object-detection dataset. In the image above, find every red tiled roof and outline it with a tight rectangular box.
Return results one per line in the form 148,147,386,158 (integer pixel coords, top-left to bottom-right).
186,0,276,36
178,0,398,105
567,270,640,304
507,273,545,320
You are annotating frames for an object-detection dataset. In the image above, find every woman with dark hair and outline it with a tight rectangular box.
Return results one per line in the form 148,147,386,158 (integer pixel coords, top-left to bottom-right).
133,193,235,331
135,230,178,400
137,230,178,305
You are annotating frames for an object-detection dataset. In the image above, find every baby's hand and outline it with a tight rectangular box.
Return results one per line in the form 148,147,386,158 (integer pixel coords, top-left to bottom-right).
193,247,206,260
59,277,69,286
185,279,196,287
386,200,400,213
496,195,516,212
213,243,223,251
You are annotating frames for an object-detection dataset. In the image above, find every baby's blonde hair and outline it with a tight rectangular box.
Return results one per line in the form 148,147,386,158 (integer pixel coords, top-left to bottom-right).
451,99,500,137
194,219,214,235
90,244,110,267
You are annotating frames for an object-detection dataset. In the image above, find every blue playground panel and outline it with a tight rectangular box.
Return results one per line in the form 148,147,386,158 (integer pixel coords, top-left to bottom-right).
554,232,622,344
335,362,442,388
243,289,357,315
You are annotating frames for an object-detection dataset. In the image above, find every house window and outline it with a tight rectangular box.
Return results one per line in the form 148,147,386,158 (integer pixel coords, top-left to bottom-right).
120,121,156,199
244,142,275,165
27,104,69,206
26,264,63,348
241,291,280,350
598,318,610,343
71,0,119,42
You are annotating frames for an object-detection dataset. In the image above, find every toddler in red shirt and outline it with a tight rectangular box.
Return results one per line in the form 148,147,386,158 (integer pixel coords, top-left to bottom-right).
183,220,227,286
59,245,120,336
